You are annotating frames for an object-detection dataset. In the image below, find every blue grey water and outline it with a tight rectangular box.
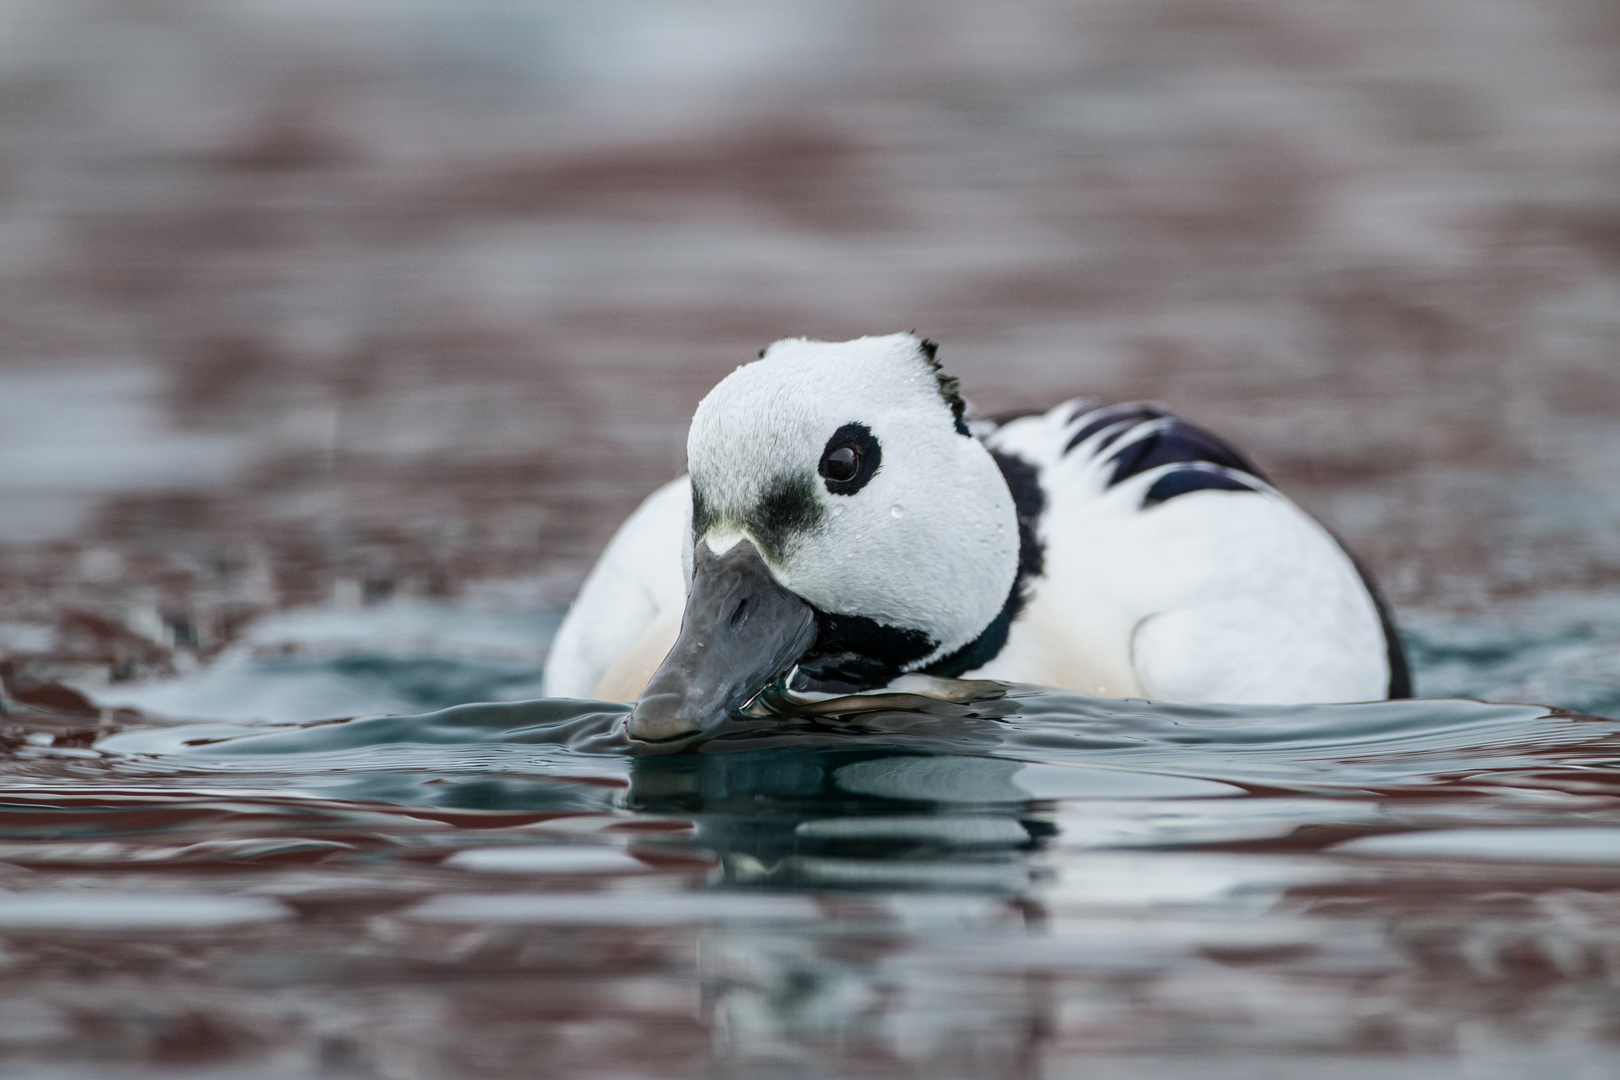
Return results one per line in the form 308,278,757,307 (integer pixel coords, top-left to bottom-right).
0,630,1613,1078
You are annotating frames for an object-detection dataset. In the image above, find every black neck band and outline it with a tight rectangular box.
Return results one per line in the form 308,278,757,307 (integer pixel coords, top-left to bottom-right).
919,449,1044,678
790,448,1045,693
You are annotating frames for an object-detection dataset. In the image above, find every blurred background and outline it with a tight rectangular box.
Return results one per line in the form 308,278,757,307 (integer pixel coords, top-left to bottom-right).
1,0,1619,717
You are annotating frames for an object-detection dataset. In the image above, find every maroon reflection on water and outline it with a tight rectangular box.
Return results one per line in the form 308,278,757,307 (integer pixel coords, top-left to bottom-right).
0,0,1618,673
0,690,1611,1077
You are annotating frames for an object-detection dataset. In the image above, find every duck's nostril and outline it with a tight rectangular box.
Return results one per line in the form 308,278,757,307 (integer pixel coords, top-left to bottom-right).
729,597,749,627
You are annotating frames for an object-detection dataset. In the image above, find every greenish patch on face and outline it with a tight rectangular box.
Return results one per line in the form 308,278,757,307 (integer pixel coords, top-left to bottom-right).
691,484,713,540
691,472,824,565
751,473,824,563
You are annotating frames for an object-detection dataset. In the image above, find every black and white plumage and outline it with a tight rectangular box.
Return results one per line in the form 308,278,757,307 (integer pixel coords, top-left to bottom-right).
542,332,1408,742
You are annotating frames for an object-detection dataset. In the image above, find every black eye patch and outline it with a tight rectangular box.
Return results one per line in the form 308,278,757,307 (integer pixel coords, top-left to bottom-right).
818,423,881,495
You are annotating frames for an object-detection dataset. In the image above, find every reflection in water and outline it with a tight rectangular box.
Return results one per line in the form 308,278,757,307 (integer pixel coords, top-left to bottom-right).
622,741,1054,1074
629,748,1049,893
6,688,1606,1075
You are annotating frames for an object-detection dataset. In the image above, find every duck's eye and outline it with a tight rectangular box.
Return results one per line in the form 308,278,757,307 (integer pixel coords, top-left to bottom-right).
818,423,881,495
820,445,860,482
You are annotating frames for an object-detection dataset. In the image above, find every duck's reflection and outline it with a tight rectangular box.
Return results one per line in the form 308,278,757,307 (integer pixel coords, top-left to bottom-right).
626,747,1054,1078
697,912,1054,1079
627,747,1053,892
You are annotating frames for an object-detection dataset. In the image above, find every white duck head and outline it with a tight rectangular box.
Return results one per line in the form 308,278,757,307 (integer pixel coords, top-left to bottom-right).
629,332,1023,743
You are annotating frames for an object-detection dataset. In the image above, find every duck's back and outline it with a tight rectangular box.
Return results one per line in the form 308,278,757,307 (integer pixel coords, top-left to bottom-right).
972,401,1408,703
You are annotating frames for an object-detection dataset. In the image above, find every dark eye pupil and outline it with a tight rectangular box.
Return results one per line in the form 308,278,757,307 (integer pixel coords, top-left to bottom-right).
818,423,880,494
821,445,860,482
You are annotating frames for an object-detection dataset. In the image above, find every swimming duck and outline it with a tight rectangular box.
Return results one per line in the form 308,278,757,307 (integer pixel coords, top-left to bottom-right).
542,332,1409,742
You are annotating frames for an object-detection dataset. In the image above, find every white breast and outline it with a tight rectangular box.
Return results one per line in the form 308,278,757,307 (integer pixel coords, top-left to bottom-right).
541,476,690,701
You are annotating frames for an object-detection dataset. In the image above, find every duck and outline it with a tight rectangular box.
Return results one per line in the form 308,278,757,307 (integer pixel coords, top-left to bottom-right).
542,332,1410,743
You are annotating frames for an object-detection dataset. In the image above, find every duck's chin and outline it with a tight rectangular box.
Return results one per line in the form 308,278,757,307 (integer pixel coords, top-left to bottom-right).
757,671,1008,717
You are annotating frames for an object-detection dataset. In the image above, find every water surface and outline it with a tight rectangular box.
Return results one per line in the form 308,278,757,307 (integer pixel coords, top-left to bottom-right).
3,674,1619,1078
